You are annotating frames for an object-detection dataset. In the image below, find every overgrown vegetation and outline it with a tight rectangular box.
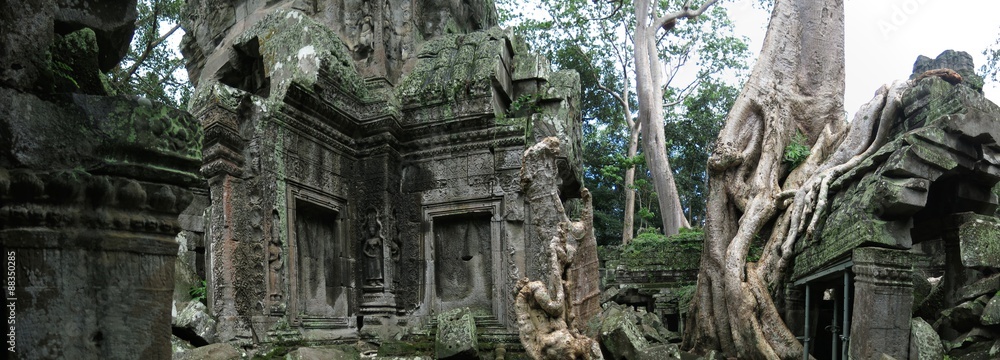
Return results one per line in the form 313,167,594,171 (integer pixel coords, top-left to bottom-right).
189,280,207,304
106,0,191,108
496,0,749,244
600,227,704,270
783,130,811,167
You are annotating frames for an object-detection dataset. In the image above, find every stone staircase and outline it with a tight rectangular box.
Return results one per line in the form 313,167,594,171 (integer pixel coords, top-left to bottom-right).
387,314,525,358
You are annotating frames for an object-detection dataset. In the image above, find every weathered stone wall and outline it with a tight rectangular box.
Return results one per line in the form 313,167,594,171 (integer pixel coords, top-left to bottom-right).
788,51,1000,359
182,0,590,349
181,0,496,88
0,2,205,358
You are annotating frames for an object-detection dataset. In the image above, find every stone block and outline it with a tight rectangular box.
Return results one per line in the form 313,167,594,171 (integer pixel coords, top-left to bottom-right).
850,247,914,360
174,343,241,360
636,343,681,360
909,317,944,360
958,216,1000,268
285,346,360,360
173,301,217,345
598,303,649,360
171,334,196,359
946,333,995,360
934,296,988,337
980,295,1000,325
956,274,1000,303
435,307,478,359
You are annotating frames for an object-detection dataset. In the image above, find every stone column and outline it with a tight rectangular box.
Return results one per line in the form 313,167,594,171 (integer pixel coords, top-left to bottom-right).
850,247,913,359
0,92,203,359
783,285,806,339
359,150,402,335
198,103,249,342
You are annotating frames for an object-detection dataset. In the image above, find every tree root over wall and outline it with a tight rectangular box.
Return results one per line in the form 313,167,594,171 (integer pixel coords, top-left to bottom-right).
681,0,917,358
515,137,603,360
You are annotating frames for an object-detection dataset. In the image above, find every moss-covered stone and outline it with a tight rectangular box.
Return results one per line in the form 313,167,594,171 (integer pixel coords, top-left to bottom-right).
435,307,478,359
980,295,1000,325
959,216,1000,268
283,346,361,360
241,9,368,99
604,229,704,271
597,302,650,360
51,28,107,95
910,317,944,360
396,28,506,108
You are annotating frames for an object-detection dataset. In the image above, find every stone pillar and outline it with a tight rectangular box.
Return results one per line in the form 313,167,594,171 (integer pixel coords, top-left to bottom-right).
0,92,203,359
850,247,913,360
784,285,806,338
359,150,402,336
198,103,249,342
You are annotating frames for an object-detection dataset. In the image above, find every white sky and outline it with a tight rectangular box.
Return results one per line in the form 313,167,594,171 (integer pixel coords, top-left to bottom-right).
724,0,1000,118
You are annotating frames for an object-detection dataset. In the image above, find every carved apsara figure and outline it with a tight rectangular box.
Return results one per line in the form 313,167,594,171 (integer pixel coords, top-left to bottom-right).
268,211,284,305
362,209,384,287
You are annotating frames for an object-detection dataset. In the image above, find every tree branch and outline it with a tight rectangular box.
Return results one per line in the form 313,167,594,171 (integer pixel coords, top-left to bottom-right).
123,22,182,81
590,0,625,21
662,77,701,108
596,84,627,109
652,0,718,33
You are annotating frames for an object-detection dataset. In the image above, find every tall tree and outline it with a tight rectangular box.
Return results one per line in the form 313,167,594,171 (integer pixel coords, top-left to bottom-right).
633,0,716,235
681,0,904,357
664,79,741,226
499,0,748,243
107,0,190,108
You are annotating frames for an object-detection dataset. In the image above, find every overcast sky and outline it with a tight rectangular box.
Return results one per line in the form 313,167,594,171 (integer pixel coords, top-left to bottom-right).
724,0,1000,118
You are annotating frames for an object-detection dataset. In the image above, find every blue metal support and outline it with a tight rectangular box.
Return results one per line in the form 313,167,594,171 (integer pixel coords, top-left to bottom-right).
841,271,850,357
803,283,811,360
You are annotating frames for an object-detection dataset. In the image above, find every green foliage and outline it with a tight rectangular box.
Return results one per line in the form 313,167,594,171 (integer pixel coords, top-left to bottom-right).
52,60,79,89
509,94,541,115
983,28,1000,84
107,0,191,108
609,228,704,270
674,284,697,306
664,79,743,226
747,234,765,262
783,131,811,168
498,0,750,238
189,280,207,304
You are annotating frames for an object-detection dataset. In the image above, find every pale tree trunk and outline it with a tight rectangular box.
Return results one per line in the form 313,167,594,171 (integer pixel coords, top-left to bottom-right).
633,0,706,235
680,0,901,358
622,107,639,245
604,68,640,245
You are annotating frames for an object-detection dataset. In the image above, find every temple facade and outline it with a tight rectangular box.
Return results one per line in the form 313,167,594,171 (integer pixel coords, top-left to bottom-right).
181,0,598,347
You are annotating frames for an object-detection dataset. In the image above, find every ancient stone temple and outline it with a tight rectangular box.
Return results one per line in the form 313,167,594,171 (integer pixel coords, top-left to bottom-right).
787,51,1000,360
0,1,205,359
181,0,598,351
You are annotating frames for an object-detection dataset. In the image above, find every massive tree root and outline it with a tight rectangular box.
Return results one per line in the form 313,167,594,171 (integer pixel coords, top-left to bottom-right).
516,138,603,360
681,0,913,358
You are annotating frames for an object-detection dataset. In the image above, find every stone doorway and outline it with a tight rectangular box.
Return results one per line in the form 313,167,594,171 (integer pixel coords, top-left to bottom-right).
288,196,353,329
433,213,493,311
794,262,853,360
421,200,507,324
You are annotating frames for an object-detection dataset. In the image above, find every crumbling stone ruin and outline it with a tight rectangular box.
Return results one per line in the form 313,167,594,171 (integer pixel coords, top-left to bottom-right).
785,50,1000,359
0,0,205,359
180,0,598,356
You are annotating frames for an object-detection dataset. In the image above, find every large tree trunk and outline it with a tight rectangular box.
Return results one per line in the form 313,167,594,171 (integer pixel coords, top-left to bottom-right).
681,0,870,358
633,0,698,235
622,83,639,244
622,115,639,244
